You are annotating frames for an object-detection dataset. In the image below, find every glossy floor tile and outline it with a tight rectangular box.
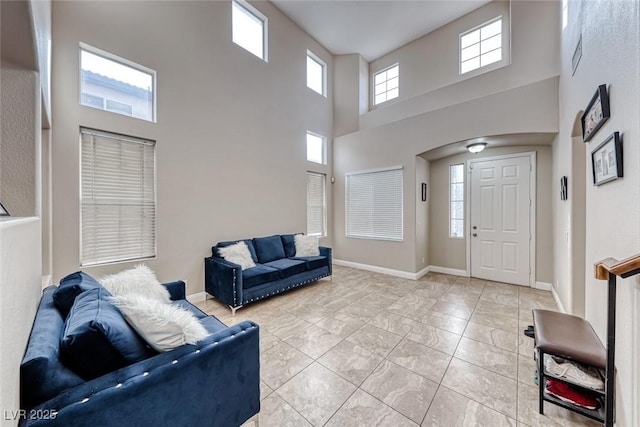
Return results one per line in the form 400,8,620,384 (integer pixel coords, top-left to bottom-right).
197,266,599,426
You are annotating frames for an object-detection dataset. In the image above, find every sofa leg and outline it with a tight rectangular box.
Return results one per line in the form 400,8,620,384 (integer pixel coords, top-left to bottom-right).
229,305,242,316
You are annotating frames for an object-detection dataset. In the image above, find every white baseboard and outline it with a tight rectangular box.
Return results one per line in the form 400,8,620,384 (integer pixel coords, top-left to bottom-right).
427,265,469,278
550,286,566,313
415,266,430,280
333,259,421,280
333,260,473,281
186,292,207,303
533,281,552,291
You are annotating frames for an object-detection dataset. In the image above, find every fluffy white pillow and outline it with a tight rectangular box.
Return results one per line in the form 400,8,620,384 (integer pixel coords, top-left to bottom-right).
110,293,210,352
218,241,256,270
294,234,320,257
101,264,171,304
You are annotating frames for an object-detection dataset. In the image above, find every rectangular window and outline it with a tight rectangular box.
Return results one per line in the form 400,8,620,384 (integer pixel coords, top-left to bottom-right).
232,0,268,61
562,0,568,30
80,44,155,122
346,166,403,241
373,63,399,105
306,131,326,164
307,172,326,237
80,128,156,266
449,164,464,238
307,50,327,96
460,17,502,75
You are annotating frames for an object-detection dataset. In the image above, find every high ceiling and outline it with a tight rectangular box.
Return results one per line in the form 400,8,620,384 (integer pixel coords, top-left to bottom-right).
271,0,492,62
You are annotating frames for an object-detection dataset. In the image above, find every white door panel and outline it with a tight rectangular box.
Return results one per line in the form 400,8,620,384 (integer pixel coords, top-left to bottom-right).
470,156,531,286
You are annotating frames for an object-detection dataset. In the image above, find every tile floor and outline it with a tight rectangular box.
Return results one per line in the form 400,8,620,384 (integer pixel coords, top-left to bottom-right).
196,266,602,427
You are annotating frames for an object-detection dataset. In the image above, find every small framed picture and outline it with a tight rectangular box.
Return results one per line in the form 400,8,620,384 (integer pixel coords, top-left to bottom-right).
0,202,9,216
560,176,568,200
421,183,427,202
581,84,610,142
591,132,622,186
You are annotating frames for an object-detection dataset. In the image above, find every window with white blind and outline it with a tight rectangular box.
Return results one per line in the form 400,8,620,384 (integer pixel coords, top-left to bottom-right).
80,128,156,266
346,166,403,241
307,172,326,236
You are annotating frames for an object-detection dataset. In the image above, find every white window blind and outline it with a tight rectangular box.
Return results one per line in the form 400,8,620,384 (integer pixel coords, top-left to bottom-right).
80,128,156,266
307,172,326,236
346,167,403,241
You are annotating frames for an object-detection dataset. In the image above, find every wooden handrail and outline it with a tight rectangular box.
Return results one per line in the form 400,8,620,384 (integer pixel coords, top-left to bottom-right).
594,253,640,280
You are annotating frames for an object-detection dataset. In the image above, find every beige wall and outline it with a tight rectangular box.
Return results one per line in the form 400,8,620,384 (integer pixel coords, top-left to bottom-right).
369,0,511,110
427,145,554,284
50,1,334,294
0,0,49,419
360,0,559,131
554,1,640,424
333,78,558,274
415,156,429,272
0,65,38,218
332,0,559,276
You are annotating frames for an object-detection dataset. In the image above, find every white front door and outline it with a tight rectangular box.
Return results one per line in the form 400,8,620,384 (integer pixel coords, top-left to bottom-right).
470,155,532,286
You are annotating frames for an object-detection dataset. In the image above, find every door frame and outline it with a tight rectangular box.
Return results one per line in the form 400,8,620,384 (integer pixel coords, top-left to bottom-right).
465,151,537,286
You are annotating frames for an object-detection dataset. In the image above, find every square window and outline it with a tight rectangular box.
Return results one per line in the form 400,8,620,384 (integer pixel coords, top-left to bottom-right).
232,0,267,61
459,17,503,75
306,132,326,164
372,63,399,106
80,44,155,122
307,51,326,96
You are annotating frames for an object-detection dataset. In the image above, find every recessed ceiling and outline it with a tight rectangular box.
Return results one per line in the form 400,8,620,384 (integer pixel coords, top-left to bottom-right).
271,0,492,62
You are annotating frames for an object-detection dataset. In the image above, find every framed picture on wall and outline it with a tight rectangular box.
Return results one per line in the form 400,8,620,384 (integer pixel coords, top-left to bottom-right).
591,132,622,186
581,84,610,142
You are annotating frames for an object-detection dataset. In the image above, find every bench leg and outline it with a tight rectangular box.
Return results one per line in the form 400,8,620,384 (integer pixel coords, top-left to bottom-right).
538,349,545,415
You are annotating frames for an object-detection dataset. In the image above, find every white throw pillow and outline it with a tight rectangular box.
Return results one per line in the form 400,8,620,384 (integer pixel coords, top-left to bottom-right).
218,241,256,270
100,264,171,304
110,293,210,352
294,234,320,257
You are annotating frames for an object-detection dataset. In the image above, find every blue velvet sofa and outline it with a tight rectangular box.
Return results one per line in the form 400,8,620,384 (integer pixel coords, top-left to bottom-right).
19,275,260,427
205,234,332,313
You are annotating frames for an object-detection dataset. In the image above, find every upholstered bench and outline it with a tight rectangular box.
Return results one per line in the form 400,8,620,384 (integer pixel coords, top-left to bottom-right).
532,309,606,423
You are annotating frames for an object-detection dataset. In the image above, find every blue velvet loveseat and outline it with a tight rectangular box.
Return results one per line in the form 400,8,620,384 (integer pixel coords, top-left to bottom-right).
205,234,332,313
19,274,259,427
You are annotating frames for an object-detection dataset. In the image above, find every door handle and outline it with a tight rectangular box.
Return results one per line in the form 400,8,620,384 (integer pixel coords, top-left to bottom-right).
472,233,478,237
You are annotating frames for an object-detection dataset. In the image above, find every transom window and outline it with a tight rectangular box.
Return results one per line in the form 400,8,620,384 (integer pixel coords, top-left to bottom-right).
460,17,502,75
373,63,399,106
232,0,268,61
80,44,155,122
307,51,327,96
449,164,465,238
306,131,326,164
